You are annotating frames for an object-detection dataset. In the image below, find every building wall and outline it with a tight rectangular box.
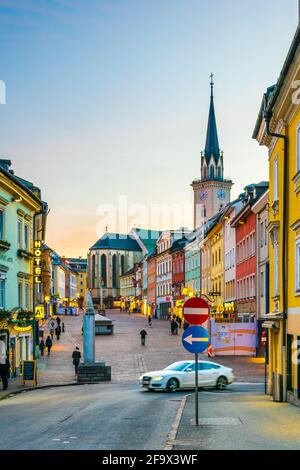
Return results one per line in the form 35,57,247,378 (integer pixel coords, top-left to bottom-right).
184,240,200,295
223,208,237,302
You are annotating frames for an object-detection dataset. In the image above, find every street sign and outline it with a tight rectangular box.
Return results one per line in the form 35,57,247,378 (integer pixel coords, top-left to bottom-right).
183,297,210,326
48,319,57,330
35,305,45,319
182,326,210,354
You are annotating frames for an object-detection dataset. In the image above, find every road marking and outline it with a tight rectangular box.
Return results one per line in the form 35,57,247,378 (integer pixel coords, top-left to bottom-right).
63,441,70,444
52,439,60,441
69,436,77,439
191,417,242,426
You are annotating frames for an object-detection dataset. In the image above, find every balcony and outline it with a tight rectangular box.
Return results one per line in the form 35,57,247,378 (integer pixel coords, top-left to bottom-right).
0,240,11,251
17,249,34,260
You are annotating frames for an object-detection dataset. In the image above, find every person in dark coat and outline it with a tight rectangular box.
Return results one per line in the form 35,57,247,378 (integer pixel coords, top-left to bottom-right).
55,325,61,341
148,315,152,327
62,322,65,333
0,357,10,390
56,316,61,327
177,316,182,329
39,339,45,357
45,336,52,355
50,329,54,341
183,320,189,331
72,347,81,376
140,329,147,346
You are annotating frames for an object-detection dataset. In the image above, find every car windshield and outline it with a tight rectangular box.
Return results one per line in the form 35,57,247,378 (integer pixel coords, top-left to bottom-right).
164,362,191,372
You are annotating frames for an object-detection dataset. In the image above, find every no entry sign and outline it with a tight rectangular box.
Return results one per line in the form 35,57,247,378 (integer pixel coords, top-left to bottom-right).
183,297,210,326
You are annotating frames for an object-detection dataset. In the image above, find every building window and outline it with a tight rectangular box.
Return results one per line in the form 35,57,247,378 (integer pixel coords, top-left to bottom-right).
0,279,5,309
260,271,265,298
296,238,300,294
274,241,279,297
18,219,23,247
112,255,117,288
274,155,279,202
25,284,30,310
0,209,5,240
18,282,23,308
101,254,107,287
24,224,29,251
297,123,300,174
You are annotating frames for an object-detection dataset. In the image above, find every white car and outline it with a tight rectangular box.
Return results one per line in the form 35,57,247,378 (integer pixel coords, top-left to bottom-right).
140,360,234,392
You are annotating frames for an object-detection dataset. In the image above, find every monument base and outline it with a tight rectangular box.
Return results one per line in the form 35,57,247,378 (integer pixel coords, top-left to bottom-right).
77,362,111,383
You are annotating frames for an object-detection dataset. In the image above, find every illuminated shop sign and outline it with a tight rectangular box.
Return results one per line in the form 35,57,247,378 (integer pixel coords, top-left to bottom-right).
34,240,42,284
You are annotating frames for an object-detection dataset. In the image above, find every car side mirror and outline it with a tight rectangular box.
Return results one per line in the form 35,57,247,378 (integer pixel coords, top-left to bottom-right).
185,368,193,372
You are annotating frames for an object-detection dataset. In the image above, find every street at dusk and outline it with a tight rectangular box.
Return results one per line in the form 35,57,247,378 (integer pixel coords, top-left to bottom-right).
1,0,300,460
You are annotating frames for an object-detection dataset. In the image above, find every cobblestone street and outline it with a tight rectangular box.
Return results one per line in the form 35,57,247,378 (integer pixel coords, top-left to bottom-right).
1,309,265,399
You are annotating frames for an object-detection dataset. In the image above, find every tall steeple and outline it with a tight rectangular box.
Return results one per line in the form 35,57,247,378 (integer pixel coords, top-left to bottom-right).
192,74,233,229
201,74,224,181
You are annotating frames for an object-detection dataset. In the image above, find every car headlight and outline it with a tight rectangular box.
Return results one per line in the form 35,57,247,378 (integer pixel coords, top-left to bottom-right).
152,376,164,381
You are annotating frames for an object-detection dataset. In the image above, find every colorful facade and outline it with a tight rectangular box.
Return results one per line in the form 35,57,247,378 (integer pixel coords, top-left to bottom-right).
0,159,47,374
253,23,300,404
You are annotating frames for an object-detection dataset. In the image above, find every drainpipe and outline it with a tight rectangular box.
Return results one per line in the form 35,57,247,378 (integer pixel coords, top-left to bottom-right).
263,94,289,402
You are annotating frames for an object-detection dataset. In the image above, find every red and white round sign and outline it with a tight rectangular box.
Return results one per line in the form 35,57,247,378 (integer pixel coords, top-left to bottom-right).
183,297,210,326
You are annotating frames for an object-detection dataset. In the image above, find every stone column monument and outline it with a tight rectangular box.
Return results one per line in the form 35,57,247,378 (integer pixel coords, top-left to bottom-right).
77,290,111,383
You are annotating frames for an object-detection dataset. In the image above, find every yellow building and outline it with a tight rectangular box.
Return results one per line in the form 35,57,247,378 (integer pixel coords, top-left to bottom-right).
253,24,300,404
208,219,224,318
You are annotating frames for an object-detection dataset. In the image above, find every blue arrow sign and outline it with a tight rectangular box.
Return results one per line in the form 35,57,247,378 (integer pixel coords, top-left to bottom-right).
182,326,210,354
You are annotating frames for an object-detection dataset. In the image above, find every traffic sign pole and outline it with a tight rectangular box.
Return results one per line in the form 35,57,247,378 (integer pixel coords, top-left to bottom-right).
195,353,199,427
182,297,211,428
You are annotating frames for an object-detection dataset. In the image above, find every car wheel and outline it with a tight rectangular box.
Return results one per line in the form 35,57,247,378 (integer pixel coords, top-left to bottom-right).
216,376,228,390
166,378,179,393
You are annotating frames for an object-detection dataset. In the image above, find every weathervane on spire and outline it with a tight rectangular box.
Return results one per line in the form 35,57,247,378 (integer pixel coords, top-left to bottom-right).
210,73,214,98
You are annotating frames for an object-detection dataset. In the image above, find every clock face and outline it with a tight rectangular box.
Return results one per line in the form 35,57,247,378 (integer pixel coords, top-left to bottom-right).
217,190,226,201
199,191,208,201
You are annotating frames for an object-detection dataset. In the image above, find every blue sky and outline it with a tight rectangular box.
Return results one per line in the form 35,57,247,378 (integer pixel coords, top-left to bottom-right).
0,0,298,256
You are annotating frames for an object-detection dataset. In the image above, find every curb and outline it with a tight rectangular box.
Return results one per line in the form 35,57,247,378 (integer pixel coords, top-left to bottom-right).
164,395,188,450
0,380,112,401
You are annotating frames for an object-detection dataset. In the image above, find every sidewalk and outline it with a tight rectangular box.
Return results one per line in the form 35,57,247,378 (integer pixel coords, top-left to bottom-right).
0,313,83,400
174,390,300,450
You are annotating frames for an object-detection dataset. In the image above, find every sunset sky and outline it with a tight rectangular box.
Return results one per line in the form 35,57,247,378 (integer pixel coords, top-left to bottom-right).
0,0,298,257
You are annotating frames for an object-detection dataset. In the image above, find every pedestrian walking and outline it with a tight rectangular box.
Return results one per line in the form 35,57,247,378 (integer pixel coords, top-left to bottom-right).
65,307,68,316
55,325,61,341
0,353,10,391
140,329,147,346
62,322,65,333
177,316,182,329
56,316,61,326
39,339,45,357
45,336,52,355
50,329,54,341
183,320,189,331
72,347,81,376
148,315,152,327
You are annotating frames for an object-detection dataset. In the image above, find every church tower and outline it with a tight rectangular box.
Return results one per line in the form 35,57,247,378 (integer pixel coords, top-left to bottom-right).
192,75,233,229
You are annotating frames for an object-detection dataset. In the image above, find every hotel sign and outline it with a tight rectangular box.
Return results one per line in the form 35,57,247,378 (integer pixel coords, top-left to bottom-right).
34,240,42,284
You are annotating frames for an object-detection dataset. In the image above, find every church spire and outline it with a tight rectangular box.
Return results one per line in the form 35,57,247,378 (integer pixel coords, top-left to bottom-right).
201,74,224,181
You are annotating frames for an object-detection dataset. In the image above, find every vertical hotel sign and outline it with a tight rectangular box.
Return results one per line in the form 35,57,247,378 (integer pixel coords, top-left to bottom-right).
34,241,42,285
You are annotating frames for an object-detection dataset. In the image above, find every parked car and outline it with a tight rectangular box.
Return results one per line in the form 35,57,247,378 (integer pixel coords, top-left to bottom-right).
140,360,234,392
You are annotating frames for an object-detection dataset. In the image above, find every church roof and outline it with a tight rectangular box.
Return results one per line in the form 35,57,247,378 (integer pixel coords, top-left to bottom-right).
203,76,221,166
90,233,142,252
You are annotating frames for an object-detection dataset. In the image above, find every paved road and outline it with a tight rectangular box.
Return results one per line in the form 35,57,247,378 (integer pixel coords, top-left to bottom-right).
0,383,187,450
0,381,265,450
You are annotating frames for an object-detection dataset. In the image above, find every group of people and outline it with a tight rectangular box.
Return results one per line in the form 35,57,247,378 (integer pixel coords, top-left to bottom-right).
170,315,188,335
39,316,65,357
